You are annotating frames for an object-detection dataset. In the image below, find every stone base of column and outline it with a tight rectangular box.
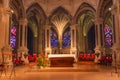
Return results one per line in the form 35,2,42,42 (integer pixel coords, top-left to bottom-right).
94,46,104,63
17,47,29,64
1,45,13,66
70,48,77,62
111,45,120,66
45,48,51,56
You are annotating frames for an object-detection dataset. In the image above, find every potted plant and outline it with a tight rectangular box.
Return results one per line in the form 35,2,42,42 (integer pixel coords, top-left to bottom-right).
37,54,50,68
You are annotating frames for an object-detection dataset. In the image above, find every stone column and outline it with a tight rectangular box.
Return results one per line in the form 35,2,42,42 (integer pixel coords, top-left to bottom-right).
38,25,43,54
111,4,120,66
70,24,77,61
79,27,84,52
1,8,13,65
33,36,37,54
17,18,29,64
94,18,104,63
45,25,51,56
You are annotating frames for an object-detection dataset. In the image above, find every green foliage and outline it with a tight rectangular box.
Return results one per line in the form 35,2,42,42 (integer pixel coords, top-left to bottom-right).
37,54,50,68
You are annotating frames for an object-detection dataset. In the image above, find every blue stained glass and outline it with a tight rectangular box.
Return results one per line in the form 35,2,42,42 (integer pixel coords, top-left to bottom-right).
50,31,58,47
62,28,71,47
104,25,113,47
10,26,16,48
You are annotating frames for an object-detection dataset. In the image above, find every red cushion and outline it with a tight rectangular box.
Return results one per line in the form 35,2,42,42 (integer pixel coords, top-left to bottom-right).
79,54,83,58
83,54,87,59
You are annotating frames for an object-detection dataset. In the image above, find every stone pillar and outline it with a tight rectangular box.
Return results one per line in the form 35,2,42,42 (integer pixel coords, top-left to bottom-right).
70,24,77,61
84,36,88,52
94,18,104,63
78,27,84,52
38,26,43,54
1,8,13,65
33,36,37,54
111,4,120,66
17,18,29,64
45,25,51,56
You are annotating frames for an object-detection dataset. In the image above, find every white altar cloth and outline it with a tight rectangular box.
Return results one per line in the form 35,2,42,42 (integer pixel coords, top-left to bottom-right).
48,54,76,59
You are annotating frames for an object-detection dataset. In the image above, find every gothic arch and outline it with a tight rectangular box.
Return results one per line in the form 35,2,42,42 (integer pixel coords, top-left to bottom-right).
74,2,96,24
26,2,46,23
97,0,113,29
49,6,71,36
98,0,113,18
9,0,26,19
26,3,47,54
26,3,46,37
74,2,95,36
49,6,72,20
74,2,96,52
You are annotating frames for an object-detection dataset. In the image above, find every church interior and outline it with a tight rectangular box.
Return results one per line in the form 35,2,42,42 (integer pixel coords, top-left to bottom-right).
0,0,120,80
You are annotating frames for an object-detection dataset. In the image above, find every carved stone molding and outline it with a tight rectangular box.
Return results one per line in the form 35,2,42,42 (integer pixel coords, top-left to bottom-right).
17,47,28,53
1,45,12,53
19,18,28,26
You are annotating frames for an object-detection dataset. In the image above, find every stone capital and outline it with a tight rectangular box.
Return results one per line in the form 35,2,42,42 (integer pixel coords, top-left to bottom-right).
70,24,78,29
96,18,103,25
3,8,13,16
45,24,51,29
17,47,28,53
19,18,28,26
1,45,12,53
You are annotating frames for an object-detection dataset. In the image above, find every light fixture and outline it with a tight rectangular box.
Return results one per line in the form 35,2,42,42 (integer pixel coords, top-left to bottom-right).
108,7,112,11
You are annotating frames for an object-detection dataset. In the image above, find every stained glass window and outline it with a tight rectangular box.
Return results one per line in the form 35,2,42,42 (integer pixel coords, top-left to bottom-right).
104,25,113,47
50,31,58,47
10,26,16,48
62,27,71,47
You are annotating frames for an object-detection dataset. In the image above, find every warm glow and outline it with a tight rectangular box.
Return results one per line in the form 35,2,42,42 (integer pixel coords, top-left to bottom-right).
108,7,111,11
51,13,69,39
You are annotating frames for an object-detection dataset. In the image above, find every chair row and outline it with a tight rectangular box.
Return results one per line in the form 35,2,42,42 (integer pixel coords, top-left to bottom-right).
79,54,95,61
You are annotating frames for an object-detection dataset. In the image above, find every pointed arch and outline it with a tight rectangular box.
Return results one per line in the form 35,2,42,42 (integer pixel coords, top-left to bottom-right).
75,2,95,36
49,6,71,38
26,2,46,23
74,2,96,23
97,0,113,18
26,2,46,37
9,0,26,19
49,6,72,20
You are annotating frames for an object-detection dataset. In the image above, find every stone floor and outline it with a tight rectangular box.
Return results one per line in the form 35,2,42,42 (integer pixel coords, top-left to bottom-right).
0,62,120,80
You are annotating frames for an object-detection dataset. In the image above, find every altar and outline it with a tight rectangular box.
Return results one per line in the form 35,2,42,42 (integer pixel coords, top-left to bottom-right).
48,54,75,67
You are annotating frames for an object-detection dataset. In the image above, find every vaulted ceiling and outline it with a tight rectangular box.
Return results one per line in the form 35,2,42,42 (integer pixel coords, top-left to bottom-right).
9,0,113,37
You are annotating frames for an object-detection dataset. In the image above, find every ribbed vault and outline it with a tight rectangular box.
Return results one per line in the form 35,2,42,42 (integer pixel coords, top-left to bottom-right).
98,0,113,27
9,0,25,19
50,7,71,39
26,3,46,37
75,2,95,52
76,2,95,36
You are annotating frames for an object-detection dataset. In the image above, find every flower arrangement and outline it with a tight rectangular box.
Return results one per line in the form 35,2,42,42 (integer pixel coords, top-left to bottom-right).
37,54,50,68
